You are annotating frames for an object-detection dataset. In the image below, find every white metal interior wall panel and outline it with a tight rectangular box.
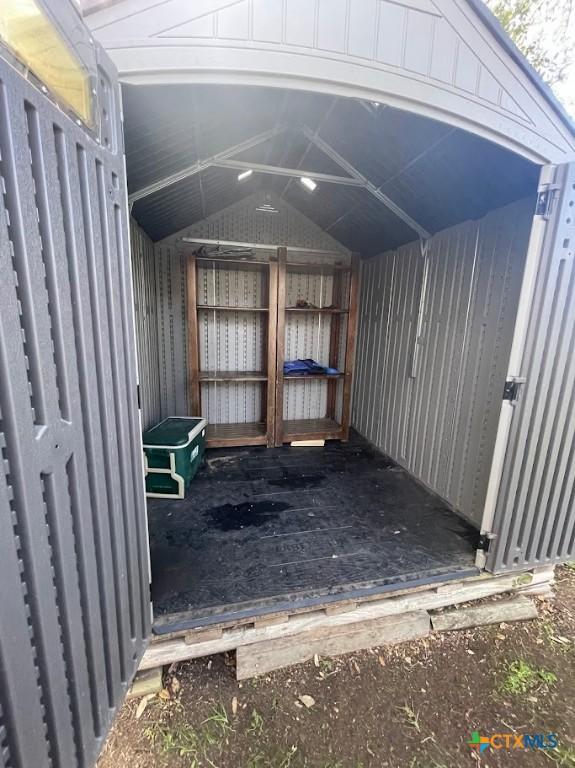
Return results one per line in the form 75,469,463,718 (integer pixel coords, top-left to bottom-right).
353,197,533,525
487,163,575,572
0,33,150,768
84,0,575,164
154,193,349,419
130,218,161,429
154,244,189,418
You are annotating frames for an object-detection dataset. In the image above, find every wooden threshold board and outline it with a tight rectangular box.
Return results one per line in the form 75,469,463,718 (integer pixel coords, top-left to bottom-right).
282,417,343,442
206,421,267,447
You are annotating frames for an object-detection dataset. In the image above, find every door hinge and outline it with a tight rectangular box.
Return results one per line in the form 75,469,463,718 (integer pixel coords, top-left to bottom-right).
476,532,495,552
137,384,141,410
503,377,526,403
535,185,559,219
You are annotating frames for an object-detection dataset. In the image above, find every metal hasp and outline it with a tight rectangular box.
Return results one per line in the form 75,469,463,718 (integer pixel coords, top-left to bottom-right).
502,377,526,403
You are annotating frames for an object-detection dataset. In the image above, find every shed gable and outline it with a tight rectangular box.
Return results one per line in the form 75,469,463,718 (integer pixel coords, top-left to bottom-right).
86,0,575,162
156,192,350,254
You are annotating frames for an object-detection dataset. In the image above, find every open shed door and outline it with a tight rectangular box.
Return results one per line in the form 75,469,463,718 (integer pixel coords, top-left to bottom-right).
0,4,150,767
483,162,575,573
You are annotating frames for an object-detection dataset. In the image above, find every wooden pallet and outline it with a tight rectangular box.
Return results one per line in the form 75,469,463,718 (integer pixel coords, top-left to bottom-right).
141,566,553,679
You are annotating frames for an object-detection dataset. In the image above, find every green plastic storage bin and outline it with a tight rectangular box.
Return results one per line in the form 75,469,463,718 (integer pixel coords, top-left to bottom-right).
143,417,207,498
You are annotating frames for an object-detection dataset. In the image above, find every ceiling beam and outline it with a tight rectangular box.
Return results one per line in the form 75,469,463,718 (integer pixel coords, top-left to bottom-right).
212,159,364,186
128,127,284,204
301,126,431,240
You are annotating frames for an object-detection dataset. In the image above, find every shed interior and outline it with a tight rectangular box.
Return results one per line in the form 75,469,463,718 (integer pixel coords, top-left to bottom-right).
126,82,540,632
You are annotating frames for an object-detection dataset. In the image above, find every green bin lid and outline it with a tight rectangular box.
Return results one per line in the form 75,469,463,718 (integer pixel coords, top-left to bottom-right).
143,417,206,447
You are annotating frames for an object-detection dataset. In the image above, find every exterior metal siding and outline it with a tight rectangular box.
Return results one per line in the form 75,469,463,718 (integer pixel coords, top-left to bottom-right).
0,45,150,768
154,192,349,420
130,218,161,429
488,163,575,570
353,198,533,525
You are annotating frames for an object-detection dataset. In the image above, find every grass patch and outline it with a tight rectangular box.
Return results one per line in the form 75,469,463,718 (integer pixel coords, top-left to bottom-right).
145,722,200,759
547,744,575,766
247,708,264,737
398,703,422,733
145,702,234,764
500,659,557,696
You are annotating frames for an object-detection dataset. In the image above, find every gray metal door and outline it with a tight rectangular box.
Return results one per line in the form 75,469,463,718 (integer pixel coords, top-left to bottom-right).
485,162,575,573
0,7,151,768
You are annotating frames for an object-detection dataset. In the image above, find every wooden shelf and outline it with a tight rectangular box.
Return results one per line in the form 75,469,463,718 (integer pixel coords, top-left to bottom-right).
286,262,350,274
200,371,267,382
285,307,348,314
196,257,270,268
282,417,343,442
197,305,269,312
283,372,345,380
207,422,267,448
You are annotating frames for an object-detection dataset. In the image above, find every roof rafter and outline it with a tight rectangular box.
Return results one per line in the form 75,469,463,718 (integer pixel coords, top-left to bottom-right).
212,159,364,186
301,126,430,240
128,126,285,203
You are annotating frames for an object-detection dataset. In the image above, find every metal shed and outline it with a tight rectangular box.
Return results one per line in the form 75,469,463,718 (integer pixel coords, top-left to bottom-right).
0,0,574,765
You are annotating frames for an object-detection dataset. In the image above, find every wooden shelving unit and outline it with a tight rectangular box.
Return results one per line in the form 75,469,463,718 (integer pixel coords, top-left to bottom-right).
187,255,277,448
186,249,359,449
275,248,360,446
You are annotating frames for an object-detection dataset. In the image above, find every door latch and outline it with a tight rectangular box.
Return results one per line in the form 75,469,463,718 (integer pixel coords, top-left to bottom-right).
503,377,526,403
535,185,559,219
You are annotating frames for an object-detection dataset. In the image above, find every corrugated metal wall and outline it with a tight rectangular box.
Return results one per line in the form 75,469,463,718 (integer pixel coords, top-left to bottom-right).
353,197,534,525
153,192,349,419
0,48,150,768
130,218,161,429
488,163,575,571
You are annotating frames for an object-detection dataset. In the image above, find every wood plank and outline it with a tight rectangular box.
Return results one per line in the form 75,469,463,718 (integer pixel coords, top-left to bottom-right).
275,247,287,446
151,566,555,642
199,371,267,382
235,611,430,679
140,567,554,670
341,253,360,440
206,422,267,448
127,667,163,699
283,418,343,443
285,308,349,314
186,253,201,415
253,612,289,629
430,596,538,631
267,260,278,448
184,627,223,644
327,266,343,419
290,439,326,447
197,305,269,312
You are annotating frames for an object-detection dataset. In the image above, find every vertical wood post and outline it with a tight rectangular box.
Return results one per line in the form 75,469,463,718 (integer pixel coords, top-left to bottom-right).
341,253,360,439
266,260,278,447
186,253,201,415
275,247,287,446
327,267,343,420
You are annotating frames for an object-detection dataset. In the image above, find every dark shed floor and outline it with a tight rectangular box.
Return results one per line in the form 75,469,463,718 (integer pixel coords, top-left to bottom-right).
149,432,478,633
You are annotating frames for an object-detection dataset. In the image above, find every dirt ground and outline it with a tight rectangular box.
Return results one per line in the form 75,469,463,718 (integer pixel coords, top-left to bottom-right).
99,567,575,768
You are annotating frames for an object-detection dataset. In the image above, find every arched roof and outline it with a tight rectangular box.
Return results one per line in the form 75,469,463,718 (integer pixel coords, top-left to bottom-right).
84,0,575,163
